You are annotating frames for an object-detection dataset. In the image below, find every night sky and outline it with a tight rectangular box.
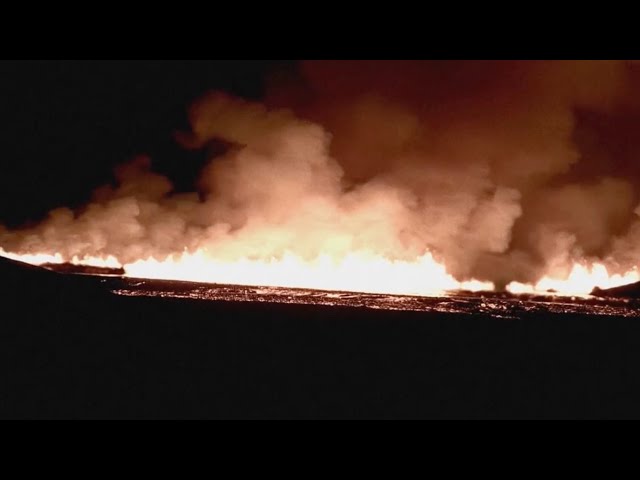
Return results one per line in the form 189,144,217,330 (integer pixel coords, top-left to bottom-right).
0,60,291,226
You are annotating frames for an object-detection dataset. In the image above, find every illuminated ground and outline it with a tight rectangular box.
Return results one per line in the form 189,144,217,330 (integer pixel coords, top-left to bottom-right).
104,276,640,319
26,259,640,318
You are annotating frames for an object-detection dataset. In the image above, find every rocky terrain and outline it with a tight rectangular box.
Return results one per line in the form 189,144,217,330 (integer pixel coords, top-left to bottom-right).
3,256,640,419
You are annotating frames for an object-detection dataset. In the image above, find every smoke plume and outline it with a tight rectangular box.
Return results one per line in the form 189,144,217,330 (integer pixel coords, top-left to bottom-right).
3,60,640,289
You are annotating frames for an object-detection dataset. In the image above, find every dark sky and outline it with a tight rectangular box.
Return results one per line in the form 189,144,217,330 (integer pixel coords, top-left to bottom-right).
0,60,292,227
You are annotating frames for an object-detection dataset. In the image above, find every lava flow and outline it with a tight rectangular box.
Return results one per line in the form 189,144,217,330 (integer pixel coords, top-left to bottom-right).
2,247,640,298
506,263,640,297
0,247,493,296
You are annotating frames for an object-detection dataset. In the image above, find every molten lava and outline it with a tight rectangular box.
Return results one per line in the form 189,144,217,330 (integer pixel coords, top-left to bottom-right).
2,247,639,298
0,248,492,296
506,263,640,297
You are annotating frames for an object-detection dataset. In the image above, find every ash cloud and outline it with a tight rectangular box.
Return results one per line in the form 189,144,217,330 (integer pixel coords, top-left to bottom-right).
3,61,640,287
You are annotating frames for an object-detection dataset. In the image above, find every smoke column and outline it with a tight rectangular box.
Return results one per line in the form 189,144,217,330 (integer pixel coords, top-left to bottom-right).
3,60,640,291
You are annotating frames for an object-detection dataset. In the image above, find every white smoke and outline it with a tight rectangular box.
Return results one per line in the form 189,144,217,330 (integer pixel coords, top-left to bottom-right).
3,61,640,288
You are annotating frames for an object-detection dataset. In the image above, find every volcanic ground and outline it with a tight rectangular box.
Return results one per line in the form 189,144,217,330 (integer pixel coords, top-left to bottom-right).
4,255,640,419
34,261,640,319
108,276,640,319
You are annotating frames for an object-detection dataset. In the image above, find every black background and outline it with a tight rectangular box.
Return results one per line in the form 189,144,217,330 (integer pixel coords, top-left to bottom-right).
0,60,292,226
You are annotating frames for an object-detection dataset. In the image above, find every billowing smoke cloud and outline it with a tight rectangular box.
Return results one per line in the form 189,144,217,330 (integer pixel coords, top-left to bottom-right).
3,60,640,289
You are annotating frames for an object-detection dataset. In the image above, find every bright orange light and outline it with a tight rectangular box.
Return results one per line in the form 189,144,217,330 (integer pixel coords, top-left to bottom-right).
1,247,492,296
2,247,639,298
506,263,640,297
122,250,494,295
0,251,66,265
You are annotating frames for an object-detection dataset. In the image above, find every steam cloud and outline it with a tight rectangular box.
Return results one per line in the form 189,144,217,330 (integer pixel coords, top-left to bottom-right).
3,60,640,288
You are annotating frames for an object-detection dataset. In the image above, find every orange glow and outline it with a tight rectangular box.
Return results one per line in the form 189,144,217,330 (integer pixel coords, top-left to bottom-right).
0,251,66,265
2,247,639,298
506,263,640,297
0,249,121,269
123,250,494,295
1,247,492,296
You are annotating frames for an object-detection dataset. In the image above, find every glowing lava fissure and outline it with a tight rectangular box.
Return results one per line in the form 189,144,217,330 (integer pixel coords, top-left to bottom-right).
2,247,639,298
0,248,493,296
